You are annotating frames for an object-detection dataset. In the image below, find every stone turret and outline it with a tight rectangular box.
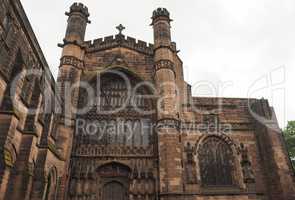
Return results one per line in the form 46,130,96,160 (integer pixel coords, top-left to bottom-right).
152,7,178,119
55,3,90,196
58,2,88,120
152,8,183,194
64,2,90,42
152,8,172,48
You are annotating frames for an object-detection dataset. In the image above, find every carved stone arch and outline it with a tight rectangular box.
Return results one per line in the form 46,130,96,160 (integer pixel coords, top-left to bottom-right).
195,134,243,187
84,66,154,96
195,133,239,153
80,67,155,106
97,162,131,200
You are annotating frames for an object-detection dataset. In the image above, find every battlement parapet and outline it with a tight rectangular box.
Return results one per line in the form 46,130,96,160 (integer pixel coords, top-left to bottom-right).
84,34,154,55
152,8,170,20
66,2,90,19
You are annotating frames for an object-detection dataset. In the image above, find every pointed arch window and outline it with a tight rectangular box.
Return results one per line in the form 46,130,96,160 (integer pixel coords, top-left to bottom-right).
77,70,155,147
198,136,234,186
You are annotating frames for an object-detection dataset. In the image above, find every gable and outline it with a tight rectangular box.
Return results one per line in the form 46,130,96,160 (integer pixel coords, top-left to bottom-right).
84,46,155,82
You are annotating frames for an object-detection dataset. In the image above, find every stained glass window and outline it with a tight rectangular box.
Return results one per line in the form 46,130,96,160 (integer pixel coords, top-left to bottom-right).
198,136,234,186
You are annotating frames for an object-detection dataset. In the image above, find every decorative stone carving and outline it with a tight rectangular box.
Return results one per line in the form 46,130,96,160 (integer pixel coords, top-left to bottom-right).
184,142,197,184
60,55,84,69
203,114,219,133
155,59,175,75
240,143,255,184
156,118,180,130
3,149,14,167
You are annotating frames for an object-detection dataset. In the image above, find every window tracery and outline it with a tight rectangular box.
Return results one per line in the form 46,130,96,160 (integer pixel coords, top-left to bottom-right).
76,71,155,147
198,136,234,186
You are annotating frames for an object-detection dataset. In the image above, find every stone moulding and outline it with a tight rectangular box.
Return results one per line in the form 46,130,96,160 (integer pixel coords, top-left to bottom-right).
73,145,154,157
154,59,176,78
60,55,84,69
156,118,180,130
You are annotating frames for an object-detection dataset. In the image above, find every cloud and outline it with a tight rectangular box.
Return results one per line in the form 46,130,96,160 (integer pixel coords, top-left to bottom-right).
21,0,295,128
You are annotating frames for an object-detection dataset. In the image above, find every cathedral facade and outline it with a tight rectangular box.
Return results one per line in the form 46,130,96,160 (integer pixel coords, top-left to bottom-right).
0,0,295,200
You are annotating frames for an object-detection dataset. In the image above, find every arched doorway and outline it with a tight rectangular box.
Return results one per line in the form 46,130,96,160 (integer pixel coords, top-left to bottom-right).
102,181,127,200
98,163,130,200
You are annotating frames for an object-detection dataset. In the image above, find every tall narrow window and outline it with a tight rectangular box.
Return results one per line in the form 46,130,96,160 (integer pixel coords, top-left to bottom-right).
198,136,234,186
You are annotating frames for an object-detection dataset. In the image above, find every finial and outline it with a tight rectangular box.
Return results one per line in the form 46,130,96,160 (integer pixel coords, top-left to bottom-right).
116,24,125,35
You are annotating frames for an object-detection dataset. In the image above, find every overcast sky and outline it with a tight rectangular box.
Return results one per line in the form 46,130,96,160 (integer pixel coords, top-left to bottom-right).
21,0,295,128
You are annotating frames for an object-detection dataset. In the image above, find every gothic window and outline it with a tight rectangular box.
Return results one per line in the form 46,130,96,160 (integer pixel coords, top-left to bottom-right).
87,119,152,147
77,70,155,147
198,136,234,186
95,73,153,112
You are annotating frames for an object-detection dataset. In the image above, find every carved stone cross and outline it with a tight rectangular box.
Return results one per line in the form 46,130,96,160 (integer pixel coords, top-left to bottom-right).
116,24,125,35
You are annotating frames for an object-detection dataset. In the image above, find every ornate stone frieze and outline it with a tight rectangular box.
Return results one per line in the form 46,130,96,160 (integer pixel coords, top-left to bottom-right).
60,55,84,69
154,59,175,75
240,143,255,184
73,145,154,157
156,118,180,130
184,142,197,184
